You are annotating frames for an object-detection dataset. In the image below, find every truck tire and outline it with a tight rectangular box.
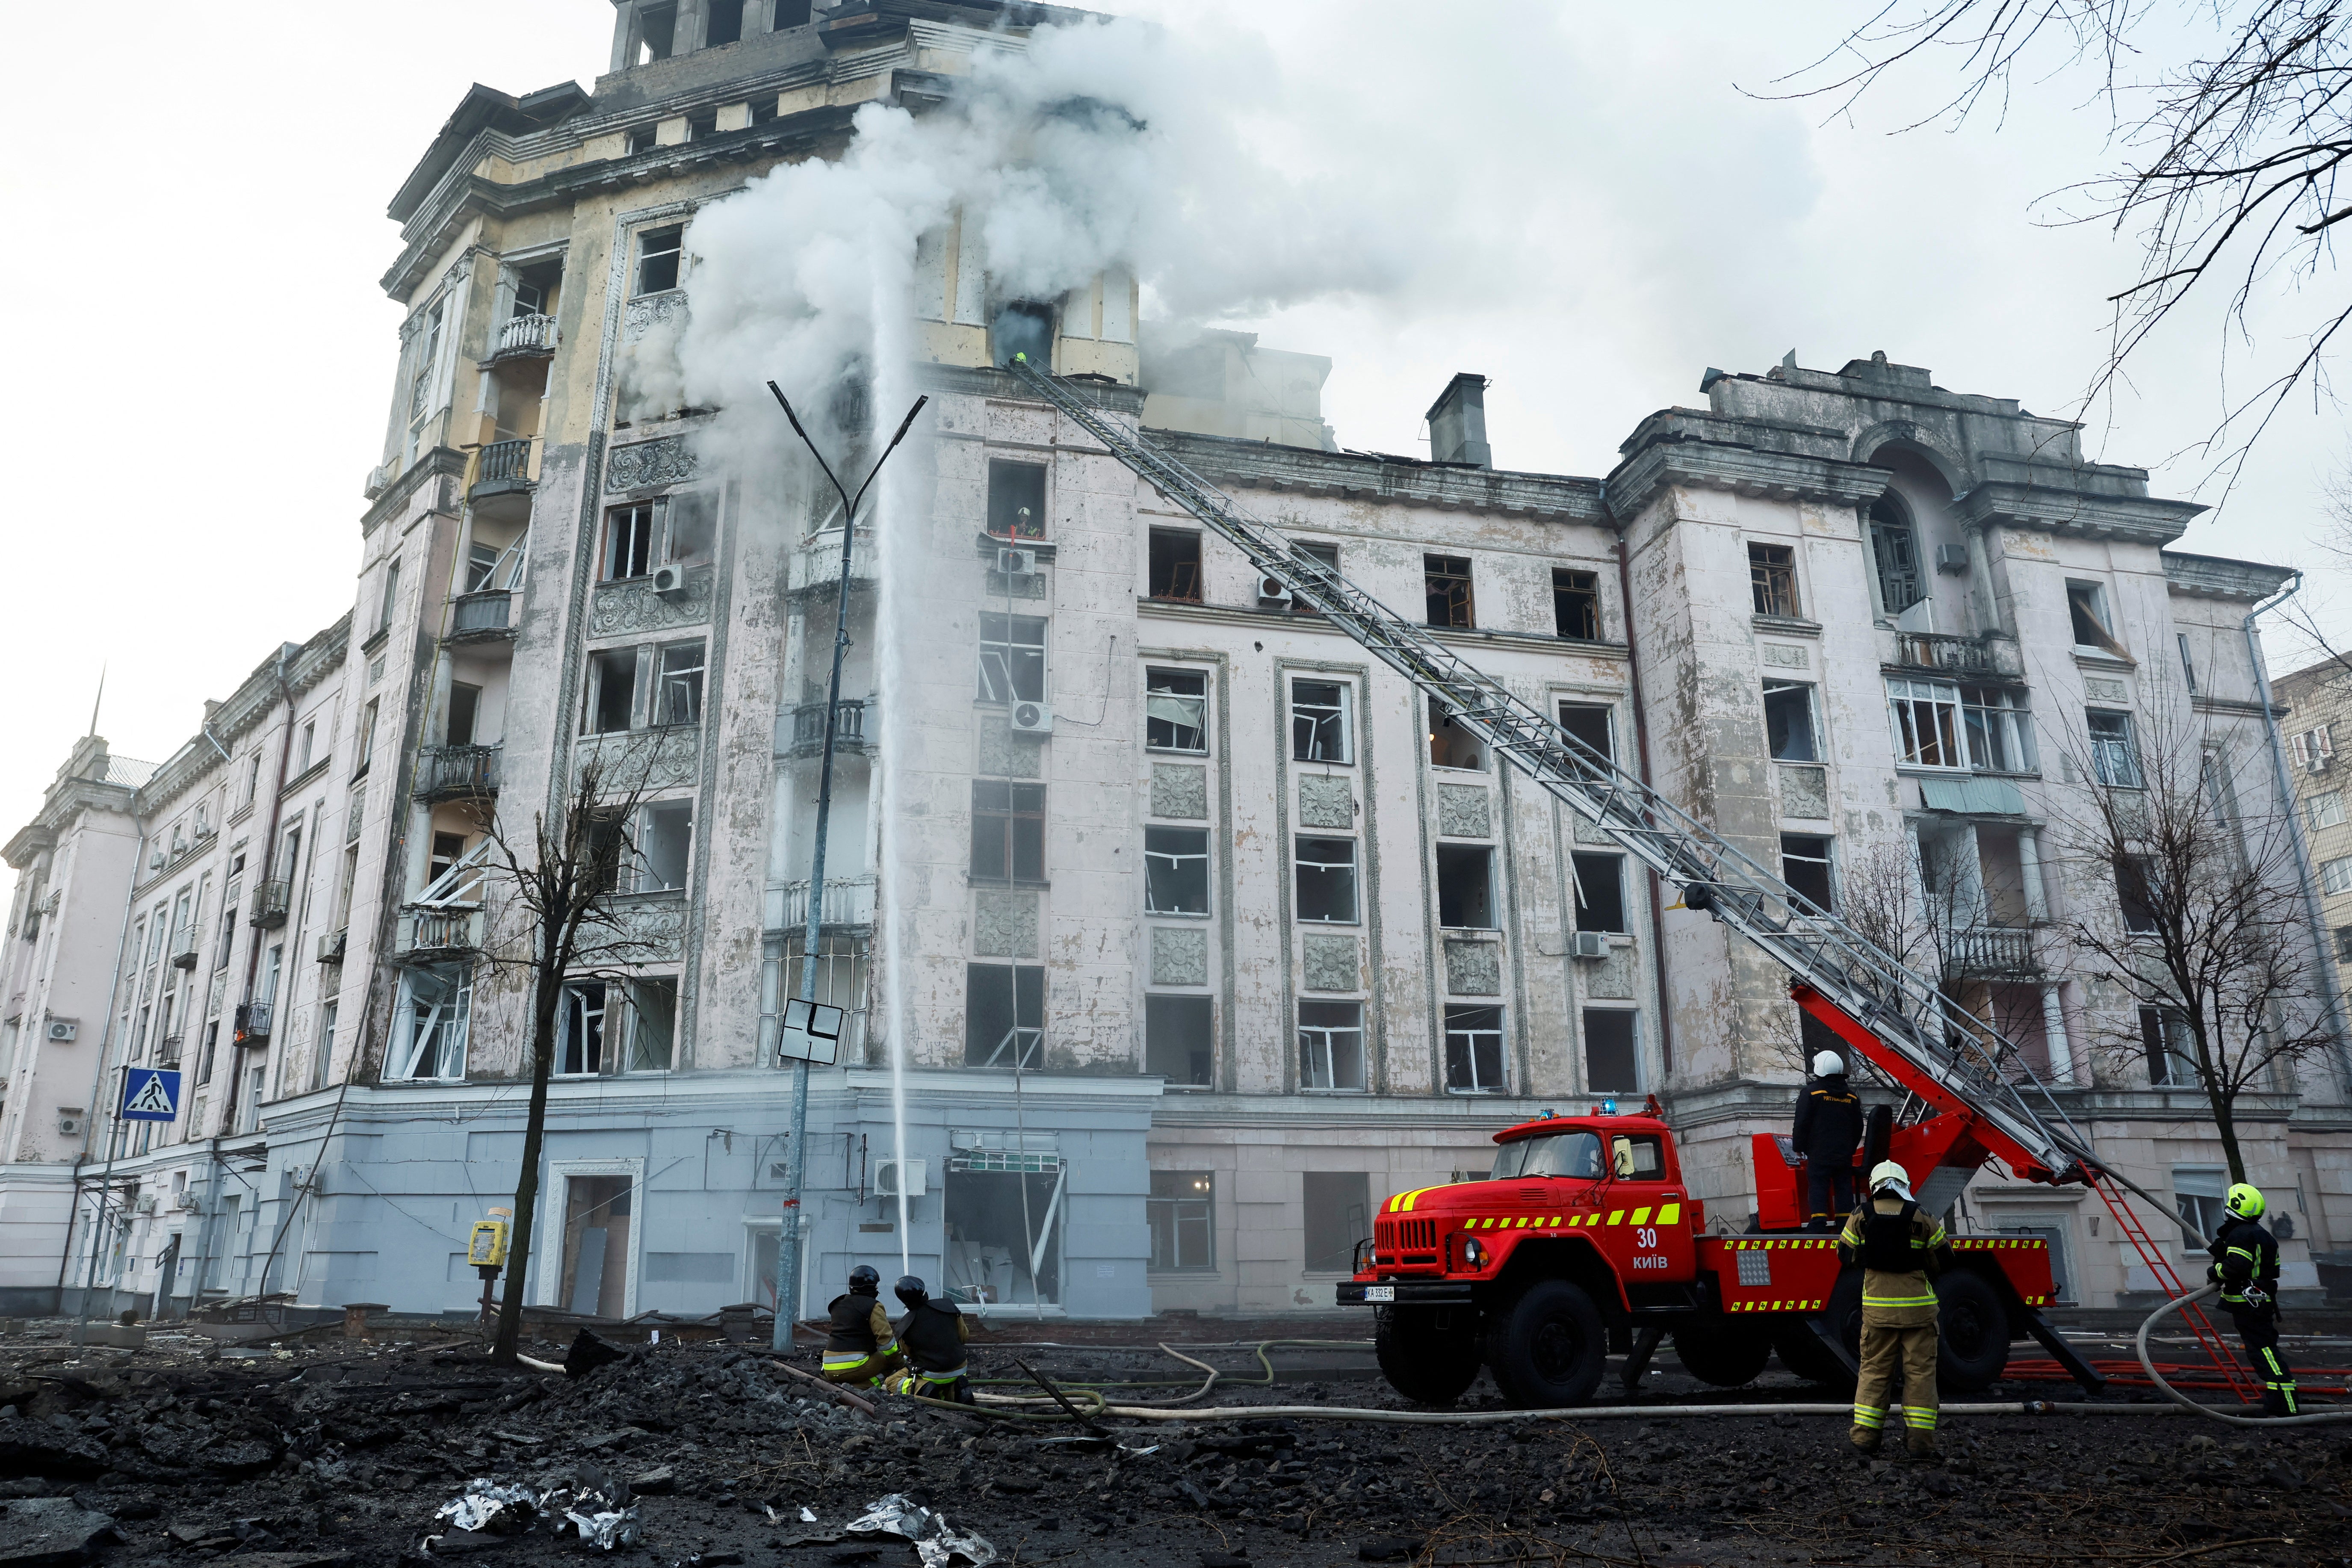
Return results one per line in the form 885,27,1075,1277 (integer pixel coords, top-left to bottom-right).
1935,1268,2010,1393
1483,1280,1607,1408
1374,1306,1482,1406
1672,1320,1771,1387
1772,1269,1862,1392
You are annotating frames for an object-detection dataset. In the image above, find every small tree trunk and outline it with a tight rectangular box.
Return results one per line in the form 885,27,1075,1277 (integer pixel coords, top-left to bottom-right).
2187,1013,2246,1184
491,935,566,1365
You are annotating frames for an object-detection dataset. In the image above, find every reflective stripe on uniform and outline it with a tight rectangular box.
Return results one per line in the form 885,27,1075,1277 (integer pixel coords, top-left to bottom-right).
1902,1407,1938,1430
1862,1292,1938,1309
1852,1406,1885,1430
822,1352,872,1368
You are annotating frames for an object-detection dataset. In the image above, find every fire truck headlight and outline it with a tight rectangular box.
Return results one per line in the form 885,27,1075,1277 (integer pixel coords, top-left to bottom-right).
1460,1235,1487,1270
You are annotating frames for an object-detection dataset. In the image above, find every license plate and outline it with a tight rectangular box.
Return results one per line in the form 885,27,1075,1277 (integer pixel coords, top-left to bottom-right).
1363,1285,1395,1302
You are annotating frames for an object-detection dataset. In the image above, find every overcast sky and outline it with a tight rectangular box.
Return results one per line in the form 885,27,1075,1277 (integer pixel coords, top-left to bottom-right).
3,0,2344,851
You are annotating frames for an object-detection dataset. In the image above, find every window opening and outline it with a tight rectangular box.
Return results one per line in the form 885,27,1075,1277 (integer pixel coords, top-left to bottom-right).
559,1175,633,1318
964,963,1044,1067
977,613,1046,703
1424,554,1475,628
1764,681,1818,762
632,800,693,892
986,460,1047,540
1553,568,1600,640
629,977,677,1071
1145,669,1207,752
1869,495,1923,614
2068,582,2128,656
377,560,402,638
1294,837,1359,923
1445,1005,1505,1094
390,964,470,1079
2309,790,2346,831
2118,855,2161,933
1888,678,1965,769
446,683,481,747
1144,996,1214,1088
2139,1006,2194,1087
1144,826,1210,915
585,648,640,734
1148,1171,1215,1270
971,782,1046,883
774,0,813,24
761,932,872,1064
2088,710,2142,787
1297,1004,1365,1092
1569,852,1626,933
1435,844,1495,929
1428,697,1489,771
604,502,659,580
2172,1167,2228,1249
635,224,684,296
1962,686,2037,773
560,982,609,1075
1583,1008,1640,1093
2177,633,2198,694
1303,1171,1370,1269
1291,679,1350,763
990,301,1055,368
1749,543,1800,617
1147,529,1202,601
1781,834,1834,914
1290,541,1339,615
705,0,743,46
408,304,444,421
658,641,705,726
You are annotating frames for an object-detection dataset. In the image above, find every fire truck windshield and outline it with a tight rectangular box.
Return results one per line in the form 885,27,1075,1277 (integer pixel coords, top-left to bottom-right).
1490,1130,1605,1181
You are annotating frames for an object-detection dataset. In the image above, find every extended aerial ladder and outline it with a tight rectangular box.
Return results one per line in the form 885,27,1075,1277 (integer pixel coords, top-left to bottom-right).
1005,355,2253,1394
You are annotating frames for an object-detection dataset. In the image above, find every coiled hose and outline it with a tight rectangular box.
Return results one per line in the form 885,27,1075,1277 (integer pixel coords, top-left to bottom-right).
2133,1283,2352,1427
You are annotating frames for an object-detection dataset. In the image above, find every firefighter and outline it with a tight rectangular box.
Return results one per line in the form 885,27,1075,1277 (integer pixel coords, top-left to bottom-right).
882,1275,973,1402
2207,1182,2299,1417
1794,1049,1863,1231
1838,1159,1953,1459
820,1264,902,1387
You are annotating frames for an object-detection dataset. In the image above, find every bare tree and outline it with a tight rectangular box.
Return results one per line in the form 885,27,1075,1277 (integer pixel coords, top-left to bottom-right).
1774,2,2352,482
2046,696,2335,1181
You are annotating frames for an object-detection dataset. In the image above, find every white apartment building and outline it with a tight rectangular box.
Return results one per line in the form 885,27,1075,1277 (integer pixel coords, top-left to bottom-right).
1,0,2339,1322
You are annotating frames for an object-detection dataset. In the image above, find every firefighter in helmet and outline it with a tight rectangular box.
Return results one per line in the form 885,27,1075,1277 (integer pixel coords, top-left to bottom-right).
2207,1182,2299,1416
1793,1049,1863,1231
1838,1160,1953,1459
881,1275,973,1402
820,1264,903,1387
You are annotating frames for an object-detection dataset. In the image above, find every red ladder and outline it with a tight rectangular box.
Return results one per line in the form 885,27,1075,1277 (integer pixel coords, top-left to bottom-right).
2091,1173,2259,1403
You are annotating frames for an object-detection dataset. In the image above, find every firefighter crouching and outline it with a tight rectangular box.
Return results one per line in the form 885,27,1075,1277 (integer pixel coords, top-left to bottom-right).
1839,1160,1953,1459
1794,1049,1864,1231
2208,1183,2299,1417
821,1265,904,1387
882,1275,974,1403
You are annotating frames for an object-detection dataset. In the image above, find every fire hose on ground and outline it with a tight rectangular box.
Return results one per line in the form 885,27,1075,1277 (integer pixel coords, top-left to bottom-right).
2133,1283,2352,1428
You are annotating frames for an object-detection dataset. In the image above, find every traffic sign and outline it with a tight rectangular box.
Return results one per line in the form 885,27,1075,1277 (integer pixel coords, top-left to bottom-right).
774,998,843,1066
119,1068,183,1122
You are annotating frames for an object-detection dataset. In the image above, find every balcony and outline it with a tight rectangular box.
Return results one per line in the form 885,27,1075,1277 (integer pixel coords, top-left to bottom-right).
417,744,502,802
248,880,290,928
233,1002,272,1044
1950,925,2040,978
767,875,879,932
492,312,558,359
468,437,538,523
449,589,514,642
317,929,348,966
399,907,485,957
786,699,870,757
157,1034,184,1069
1890,632,2024,680
169,930,200,969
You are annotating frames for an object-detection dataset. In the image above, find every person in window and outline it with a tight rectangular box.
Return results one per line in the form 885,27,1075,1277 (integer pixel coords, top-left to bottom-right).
1838,1160,1952,1460
820,1264,902,1388
883,1275,972,1403
2206,1183,2298,1417
1793,1049,1862,1231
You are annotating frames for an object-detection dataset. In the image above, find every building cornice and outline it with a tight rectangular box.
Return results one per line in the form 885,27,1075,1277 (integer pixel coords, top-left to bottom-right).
1952,481,2205,546
1,824,59,871
1606,430,1890,520
1152,429,1604,521
2160,550,2296,602
914,360,1148,412
360,447,467,537
130,614,353,818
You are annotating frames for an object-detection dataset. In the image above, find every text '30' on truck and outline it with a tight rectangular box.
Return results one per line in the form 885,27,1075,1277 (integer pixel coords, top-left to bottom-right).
1336,1095,2097,1409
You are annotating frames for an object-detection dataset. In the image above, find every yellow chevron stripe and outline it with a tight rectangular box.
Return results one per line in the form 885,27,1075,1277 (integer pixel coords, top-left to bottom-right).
1632,1207,1652,1224
1658,1203,1680,1224
1607,1211,1625,1225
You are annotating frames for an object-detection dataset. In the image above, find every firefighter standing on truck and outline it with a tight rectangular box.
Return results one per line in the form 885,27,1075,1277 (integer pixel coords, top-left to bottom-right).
1794,1050,1864,1231
2207,1183,2299,1416
1839,1159,1953,1459
883,1275,973,1402
821,1265,902,1387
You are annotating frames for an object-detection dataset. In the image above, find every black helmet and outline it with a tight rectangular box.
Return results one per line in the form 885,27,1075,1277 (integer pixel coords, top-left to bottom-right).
848,1264,881,1296
893,1275,928,1310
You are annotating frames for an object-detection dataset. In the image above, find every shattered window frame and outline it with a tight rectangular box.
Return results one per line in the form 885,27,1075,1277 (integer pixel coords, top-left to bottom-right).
1553,568,1600,641
1444,1004,1507,1094
1423,553,1476,629
1145,667,1208,753
389,963,471,1081
1748,543,1800,618
1297,1001,1366,1092
977,613,1047,704
1290,679,1351,763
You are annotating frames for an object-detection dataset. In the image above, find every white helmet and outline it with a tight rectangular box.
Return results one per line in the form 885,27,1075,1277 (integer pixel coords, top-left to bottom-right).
1868,1160,1912,1198
1811,1050,1844,1078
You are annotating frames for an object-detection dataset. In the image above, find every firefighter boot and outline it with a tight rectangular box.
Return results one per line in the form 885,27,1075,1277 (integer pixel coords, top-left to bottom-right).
1849,1424,1880,1456
1904,1429,1940,1462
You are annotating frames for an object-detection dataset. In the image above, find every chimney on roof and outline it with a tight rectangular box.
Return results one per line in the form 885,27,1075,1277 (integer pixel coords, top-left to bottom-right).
1425,374,1491,468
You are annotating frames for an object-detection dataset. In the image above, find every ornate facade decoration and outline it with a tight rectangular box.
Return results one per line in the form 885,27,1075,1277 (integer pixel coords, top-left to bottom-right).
1150,764,1209,821
1437,783,1491,839
588,566,714,636
1445,938,1501,996
605,436,698,493
1301,934,1359,992
1298,775,1354,830
1150,927,1208,987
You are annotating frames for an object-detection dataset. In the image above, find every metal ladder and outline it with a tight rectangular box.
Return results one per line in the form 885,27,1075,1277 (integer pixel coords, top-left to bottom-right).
2091,1174,2260,1401
1007,354,2095,1185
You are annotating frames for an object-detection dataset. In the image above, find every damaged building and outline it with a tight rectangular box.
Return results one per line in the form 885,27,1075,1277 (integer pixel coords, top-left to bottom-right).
1,0,2344,1323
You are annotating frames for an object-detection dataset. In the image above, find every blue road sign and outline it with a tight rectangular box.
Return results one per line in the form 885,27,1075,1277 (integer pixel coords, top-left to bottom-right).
120,1068,182,1122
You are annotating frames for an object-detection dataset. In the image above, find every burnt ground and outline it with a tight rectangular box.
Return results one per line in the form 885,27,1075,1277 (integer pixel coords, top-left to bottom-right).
0,1318,2346,1568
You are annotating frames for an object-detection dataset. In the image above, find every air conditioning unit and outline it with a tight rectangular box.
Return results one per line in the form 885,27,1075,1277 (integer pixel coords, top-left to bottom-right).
133,1196,157,1216
148,852,166,871
1257,575,1294,607
995,548,1038,577
317,929,348,966
1567,931,1609,960
45,1019,78,1044
874,1158,928,1199
1009,700,1054,737
650,563,688,596
173,1191,201,1212
1934,543,1971,575
57,1110,83,1137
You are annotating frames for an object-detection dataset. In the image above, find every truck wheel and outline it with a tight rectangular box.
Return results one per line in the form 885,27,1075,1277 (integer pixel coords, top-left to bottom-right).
1935,1269,2010,1393
1483,1280,1607,1408
1672,1320,1771,1387
1772,1270,1861,1392
1374,1306,1482,1406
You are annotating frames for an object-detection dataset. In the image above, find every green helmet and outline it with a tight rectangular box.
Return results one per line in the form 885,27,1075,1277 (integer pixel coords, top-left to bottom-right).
2224,1182,2265,1220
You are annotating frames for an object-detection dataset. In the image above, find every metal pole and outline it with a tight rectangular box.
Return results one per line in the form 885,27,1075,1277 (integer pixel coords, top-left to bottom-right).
767,384,926,1352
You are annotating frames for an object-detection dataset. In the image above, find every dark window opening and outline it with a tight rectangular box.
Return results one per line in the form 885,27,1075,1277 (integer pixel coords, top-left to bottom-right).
971,781,1046,883
1583,1009,1640,1093
585,810,628,895
1553,568,1599,640
1424,554,1474,628
1294,837,1358,923
1557,701,1613,775
628,127,657,156
1749,543,1799,618
1428,696,1488,771
2118,855,2160,934
511,261,561,320
1291,540,1339,615
964,963,1044,1068
1145,997,1214,1089
1146,668,1207,752
665,491,715,566
428,831,467,886
1869,495,1922,615
686,109,718,141
1764,680,1818,762
638,3,677,62
2139,1005,2193,1087
604,502,658,579
1436,844,1495,929
2068,582,2128,656
1149,1169,1215,1267
991,301,1055,369
705,0,743,46
1145,826,1210,915
446,682,481,747
1303,1172,1370,1272
561,982,609,1075
585,648,638,734
1445,1004,1506,1094
1569,852,1626,933
635,224,684,296
986,460,1046,540
774,0,813,25
2337,925,2352,963
2178,633,2199,694
750,99,778,126
1781,834,1833,914
1148,529,1202,601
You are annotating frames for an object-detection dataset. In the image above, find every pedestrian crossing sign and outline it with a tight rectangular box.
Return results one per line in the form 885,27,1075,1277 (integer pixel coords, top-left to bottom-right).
119,1068,182,1122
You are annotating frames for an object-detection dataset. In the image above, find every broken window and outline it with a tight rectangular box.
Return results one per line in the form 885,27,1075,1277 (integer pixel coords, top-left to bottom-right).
774,0,813,24
1291,679,1350,763
964,963,1045,1068
1302,1170,1370,1267
1290,541,1340,616
657,641,705,726
1763,680,1818,762
1888,678,1965,769
1148,1170,1215,1268
1749,543,1800,617
428,830,467,887
1297,1005,1366,1093
665,491,715,565
1147,528,1202,601
970,782,1046,883
705,0,743,46
446,682,481,747
2068,582,2128,656
632,800,693,892
627,126,657,155
628,977,677,1071
1424,554,1475,628
1294,837,1359,924
990,300,1056,368
585,648,640,734
2088,710,2142,788
1557,701,1613,775
1553,568,1599,640
1963,686,2036,773
635,224,684,296
389,963,470,1080
1145,995,1214,1088
1436,843,1494,929
1781,834,1834,914
977,613,1046,704
2118,855,2161,934
1869,495,1923,614
1445,1004,1506,1094
2139,1005,2194,1087
355,700,379,776
686,110,718,142
2172,1166,2229,1248
559,1175,633,1318
585,809,629,896
1145,826,1210,915
1583,1008,1640,1093
1428,697,1488,771
604,502,659,580
986,461,1047,540
560,982,609,1075
1145,668,1207,753
1569,852,1626,933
